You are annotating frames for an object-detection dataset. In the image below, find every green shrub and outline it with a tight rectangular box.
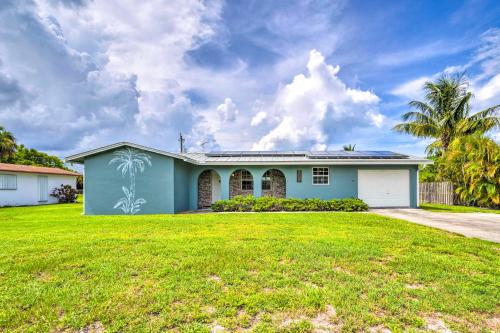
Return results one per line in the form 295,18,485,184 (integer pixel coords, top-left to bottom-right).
281,198,308,211
254,196,282,211
50,184,78,203
211,196,368,212
211,195,256,212
210,200,226,212
327,198,369,212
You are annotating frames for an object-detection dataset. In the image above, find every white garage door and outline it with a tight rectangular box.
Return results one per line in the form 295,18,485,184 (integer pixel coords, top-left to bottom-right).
358,170,410,207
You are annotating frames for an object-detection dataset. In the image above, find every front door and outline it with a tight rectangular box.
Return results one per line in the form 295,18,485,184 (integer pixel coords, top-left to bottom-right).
211,171,221,203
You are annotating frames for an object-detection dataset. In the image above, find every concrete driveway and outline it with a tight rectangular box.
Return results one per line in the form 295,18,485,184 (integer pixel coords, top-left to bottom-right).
372,209,500,243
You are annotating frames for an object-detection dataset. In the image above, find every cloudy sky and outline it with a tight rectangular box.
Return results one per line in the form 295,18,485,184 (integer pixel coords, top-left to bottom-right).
0,0,499,158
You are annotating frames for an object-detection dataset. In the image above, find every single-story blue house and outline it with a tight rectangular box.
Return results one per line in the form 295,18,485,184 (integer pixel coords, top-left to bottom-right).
65,142,430,215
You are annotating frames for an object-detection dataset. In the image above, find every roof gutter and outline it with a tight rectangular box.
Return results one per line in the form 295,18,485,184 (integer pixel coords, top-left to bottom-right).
194,159,432,166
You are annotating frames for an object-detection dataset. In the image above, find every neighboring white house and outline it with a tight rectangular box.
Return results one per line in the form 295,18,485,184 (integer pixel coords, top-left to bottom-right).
0,163,79,207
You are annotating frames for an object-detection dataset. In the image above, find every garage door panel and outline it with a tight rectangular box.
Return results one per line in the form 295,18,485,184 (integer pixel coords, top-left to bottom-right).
358,170,410,207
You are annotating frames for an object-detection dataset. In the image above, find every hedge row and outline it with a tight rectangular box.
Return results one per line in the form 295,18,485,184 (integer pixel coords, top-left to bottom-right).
211,195,368,212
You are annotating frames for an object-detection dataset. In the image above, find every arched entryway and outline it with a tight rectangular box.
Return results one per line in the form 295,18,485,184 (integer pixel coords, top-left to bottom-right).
229,169,253,198
198,170,221,208
262,169,286,198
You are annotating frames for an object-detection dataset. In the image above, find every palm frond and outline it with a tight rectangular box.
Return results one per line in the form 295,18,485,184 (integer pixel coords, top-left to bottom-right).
407,101,435,117
452,92,472,121
425,139,444,155
463,104,500,134
392,122,439,138
400,111,438,126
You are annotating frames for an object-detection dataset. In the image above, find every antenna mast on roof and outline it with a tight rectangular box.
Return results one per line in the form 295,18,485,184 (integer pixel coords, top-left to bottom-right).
178,132,185,153
199,139,208,151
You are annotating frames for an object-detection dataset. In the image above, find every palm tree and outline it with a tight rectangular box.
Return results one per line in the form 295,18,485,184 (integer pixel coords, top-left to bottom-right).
0,126,17,160
109,148,152,214
343,144,356,151
393,74,499,153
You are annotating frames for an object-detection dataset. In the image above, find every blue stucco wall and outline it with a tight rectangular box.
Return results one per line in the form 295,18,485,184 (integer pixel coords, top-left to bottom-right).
84,148,175,214
188,164,419,210
83,146,419,215
173,159,192,213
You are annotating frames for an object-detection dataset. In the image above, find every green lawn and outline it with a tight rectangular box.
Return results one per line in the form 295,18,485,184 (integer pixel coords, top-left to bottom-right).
0,204,499,332
421,203,500,214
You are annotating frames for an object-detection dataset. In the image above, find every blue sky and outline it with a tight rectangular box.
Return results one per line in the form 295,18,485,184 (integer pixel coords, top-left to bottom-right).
0,0,499,158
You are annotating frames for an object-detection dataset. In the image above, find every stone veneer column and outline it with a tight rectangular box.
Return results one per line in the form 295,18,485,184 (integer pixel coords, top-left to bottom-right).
197,170,212,208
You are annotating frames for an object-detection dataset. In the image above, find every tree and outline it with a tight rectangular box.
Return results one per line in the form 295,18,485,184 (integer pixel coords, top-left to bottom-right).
393,74,499,153
343,144,356,151
4,144,66,168
0,126,17,160
418,155,441,182
439,134,499,207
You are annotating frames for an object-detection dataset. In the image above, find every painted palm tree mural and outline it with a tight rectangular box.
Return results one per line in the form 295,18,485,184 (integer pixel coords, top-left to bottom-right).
109,148,152,214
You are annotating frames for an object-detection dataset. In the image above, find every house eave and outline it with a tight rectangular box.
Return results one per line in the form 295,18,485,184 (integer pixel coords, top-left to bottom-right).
65,142,198,164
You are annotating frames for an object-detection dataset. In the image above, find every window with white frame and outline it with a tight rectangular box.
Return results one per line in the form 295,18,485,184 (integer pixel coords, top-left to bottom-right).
0,174,17,190
262,170,271,190
312,167,329,185
240,170,253,190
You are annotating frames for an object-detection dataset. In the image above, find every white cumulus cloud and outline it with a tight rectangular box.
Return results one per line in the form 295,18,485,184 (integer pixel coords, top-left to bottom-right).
391,28,500,111
217,98,239,123
250,111,267,126
366,110,385,128
0,0,224,154
252,50,382,150
391,76,431,100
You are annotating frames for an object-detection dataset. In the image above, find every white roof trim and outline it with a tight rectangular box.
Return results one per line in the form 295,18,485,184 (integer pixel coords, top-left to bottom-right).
194,159,431,165
65,142,197,164
66,142,431,165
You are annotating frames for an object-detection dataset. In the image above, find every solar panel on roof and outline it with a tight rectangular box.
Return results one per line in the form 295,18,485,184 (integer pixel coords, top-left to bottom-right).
205,150,408,159
308,151,408,159
206,151,308,157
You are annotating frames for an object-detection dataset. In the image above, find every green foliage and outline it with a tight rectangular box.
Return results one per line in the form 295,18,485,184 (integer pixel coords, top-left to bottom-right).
418,155,441,182
76,175,83,190
253,196,282,211
393,74,499,153
393,75,500,207
212,195,368,212
439,134,500,207
0,126,17,160
50,184,78,203
1,144,66,169
343,144,356,151
211,195,255,212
